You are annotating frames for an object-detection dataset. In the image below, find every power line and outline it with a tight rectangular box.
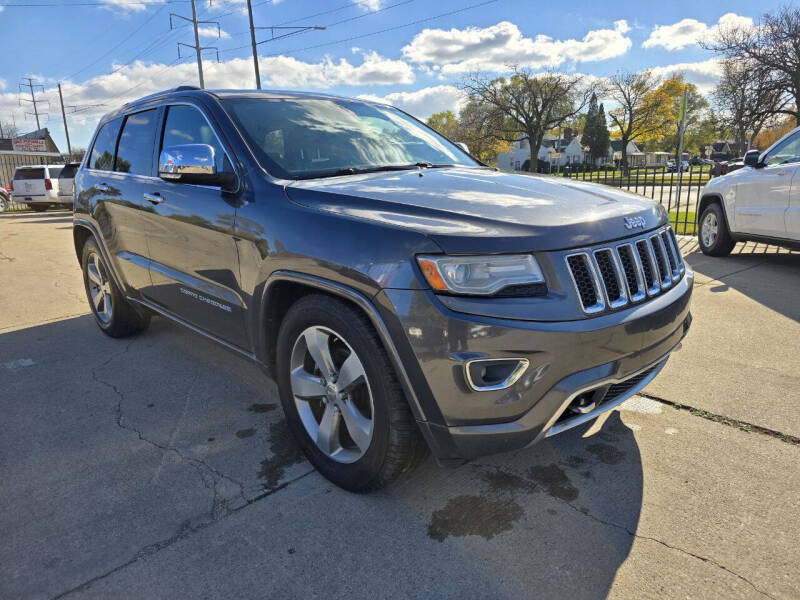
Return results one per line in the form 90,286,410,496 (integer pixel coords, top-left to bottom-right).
66,4,167,81
19,78,49,130
170,0,221,88
0,0,187,5
259,0,498,58
220,0,415,55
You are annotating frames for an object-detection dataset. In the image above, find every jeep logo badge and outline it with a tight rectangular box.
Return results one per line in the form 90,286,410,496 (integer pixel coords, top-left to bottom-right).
624,216,646,230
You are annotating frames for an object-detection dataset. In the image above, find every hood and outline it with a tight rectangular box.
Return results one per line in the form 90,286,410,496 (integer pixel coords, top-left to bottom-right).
286,167,667,253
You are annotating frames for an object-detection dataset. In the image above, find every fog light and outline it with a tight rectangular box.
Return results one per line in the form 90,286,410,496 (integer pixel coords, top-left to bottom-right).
465,358,529,391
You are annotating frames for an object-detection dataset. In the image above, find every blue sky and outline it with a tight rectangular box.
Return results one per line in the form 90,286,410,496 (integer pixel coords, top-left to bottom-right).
0,0,786,150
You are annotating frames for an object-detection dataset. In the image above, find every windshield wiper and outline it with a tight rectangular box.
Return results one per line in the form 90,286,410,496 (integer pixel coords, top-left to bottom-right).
296,163,456,180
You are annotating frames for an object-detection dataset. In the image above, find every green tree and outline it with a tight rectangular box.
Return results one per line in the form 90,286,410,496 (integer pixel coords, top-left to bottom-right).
582,93,611,164
461,67,598,172
426,111,459,140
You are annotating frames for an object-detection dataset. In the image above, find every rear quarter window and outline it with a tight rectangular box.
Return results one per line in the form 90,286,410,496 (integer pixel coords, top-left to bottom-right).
13,168,45,180
47,167,63,178
59,165,78,178
89,118,123,171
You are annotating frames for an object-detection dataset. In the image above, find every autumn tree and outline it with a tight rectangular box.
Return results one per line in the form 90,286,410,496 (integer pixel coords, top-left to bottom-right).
426,102,511,165
607,70,672,170
460,67,599,172
703,6,800,125
713,58,787,150
426,110,459,141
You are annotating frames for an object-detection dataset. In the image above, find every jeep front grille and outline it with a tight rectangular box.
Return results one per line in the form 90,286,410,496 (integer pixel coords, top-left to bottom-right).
565,226,685,314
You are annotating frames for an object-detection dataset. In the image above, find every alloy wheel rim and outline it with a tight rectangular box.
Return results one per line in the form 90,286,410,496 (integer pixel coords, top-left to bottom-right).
701,213,718,247
87,252,113,324
289,325,374,463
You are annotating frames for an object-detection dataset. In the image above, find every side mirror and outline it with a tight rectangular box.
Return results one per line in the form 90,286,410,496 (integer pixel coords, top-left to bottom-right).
456,142,470,154
159,144,235,188
744,149,762,168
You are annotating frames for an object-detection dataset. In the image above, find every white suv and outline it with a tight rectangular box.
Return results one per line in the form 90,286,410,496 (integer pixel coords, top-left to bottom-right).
697,128,800,255
11,165,65,212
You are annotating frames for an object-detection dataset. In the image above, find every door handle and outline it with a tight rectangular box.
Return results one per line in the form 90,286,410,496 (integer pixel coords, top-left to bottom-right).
97,182,110,192
143,192,163,205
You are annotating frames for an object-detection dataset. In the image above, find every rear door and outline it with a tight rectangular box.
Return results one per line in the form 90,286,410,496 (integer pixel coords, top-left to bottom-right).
143,102,247,348
735,131,800,237
13,167,47,201
81,113,156,292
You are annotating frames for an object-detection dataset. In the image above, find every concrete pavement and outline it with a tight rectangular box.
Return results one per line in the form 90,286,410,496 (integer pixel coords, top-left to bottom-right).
1,211,798,599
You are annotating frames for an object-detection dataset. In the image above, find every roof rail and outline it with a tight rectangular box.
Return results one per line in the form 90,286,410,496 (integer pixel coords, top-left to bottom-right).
120,85,202,109
173,85,200,92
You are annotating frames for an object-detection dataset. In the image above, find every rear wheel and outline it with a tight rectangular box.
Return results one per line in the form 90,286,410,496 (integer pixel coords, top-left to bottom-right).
81,238,150,337
276,295,428,492
698,202,735,256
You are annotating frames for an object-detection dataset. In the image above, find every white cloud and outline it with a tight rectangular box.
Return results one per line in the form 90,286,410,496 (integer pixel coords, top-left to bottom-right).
355,0,382,10
358,85,466,120
99,0,164,13
0,78,6,91
0,52,414,141
198,27,230,39
650,58,723,94
402,20,632,74
642,13,753,51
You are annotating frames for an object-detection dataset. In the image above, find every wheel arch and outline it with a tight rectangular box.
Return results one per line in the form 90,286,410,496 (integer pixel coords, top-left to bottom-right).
697,193,733,232
73,223,93,264
256,271,428,423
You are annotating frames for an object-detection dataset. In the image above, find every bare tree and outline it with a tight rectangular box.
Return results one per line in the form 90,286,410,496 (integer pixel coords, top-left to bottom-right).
713,58,787,150
607,70,671,171
703,6,800,125
0,122,19,139
460,67,599,172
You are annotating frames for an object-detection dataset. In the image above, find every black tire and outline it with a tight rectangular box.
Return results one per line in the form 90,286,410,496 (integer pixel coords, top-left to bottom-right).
81,238,150,337
276,294,428,493
31,205,48,213
698,202,735,256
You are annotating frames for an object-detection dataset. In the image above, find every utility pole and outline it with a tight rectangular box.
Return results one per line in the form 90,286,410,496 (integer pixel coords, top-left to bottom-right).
170,1,221,89
57,84,72,158
244,7,325,90
675,86,688,205
19,78,47,131
246,0,260,90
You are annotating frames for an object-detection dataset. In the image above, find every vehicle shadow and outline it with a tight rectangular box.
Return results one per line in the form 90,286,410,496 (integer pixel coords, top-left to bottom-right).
679,236,800,323
0,210,72,221
0,313,642,599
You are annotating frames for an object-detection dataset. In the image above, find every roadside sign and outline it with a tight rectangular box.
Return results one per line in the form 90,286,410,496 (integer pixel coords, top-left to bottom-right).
12,138,47,153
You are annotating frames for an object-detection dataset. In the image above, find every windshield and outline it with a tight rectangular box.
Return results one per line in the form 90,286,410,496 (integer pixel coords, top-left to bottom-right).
222,97,479,179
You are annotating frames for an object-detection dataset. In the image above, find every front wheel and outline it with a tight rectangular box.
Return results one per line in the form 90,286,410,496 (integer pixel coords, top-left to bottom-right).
276,295,428,492
81,238,150,337
698,203,735,256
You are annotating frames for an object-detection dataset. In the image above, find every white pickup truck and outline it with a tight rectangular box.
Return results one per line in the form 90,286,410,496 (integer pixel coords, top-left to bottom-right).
697,127,800,255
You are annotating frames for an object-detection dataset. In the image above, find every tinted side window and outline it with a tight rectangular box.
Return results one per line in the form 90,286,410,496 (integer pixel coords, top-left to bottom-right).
161,105,229,173
765,131,800,166
14,168,45,180
90,119,122,171
115,109,159,175
48,167,63,178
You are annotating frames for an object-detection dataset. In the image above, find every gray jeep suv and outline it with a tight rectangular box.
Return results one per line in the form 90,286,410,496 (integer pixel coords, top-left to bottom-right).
73,87,693,492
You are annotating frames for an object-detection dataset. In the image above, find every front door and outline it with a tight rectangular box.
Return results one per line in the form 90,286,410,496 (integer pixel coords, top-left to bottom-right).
735,131,800,238
143,103,248,349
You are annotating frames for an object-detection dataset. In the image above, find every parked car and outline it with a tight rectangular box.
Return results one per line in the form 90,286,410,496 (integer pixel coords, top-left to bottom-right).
57,162,80,208
73,87,693,492
667,160,690,173
698,129,800,255
11,164,64,212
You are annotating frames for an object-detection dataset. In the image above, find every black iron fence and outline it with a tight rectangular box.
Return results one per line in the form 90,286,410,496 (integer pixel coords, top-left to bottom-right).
562,164,714,235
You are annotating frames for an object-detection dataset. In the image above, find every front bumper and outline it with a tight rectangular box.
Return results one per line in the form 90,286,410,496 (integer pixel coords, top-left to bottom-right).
379,268,693,461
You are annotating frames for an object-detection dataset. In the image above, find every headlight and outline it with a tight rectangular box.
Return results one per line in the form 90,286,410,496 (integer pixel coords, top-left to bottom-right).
416,254,545,296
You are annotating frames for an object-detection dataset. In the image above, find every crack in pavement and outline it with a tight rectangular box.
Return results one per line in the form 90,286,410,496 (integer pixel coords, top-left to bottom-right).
639,392,800,446
559,499,778,600
49,470,315,600
89,340,250,509
49,339,318,598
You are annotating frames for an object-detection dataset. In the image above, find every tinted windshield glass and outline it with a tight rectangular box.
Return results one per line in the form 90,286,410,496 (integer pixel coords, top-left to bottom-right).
222,97,478,179
14,168,45,180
